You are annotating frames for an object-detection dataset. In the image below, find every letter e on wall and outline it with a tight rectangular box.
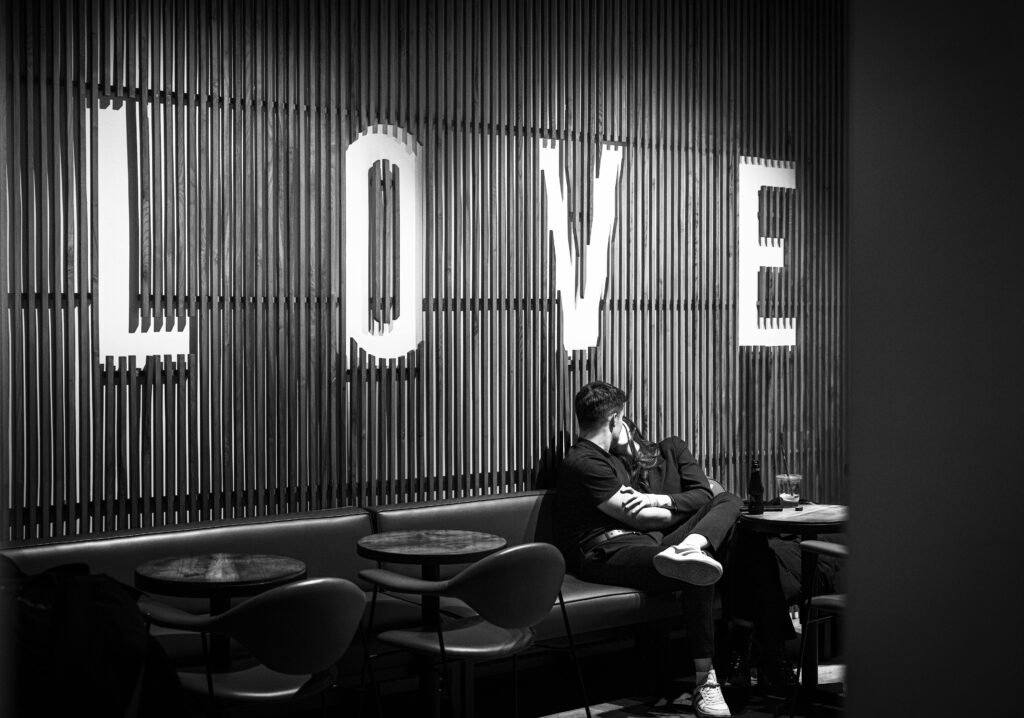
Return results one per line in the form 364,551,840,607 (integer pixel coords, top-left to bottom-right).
737,157,797,347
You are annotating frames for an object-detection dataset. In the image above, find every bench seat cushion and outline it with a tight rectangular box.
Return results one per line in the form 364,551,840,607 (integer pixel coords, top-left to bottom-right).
534,573,683,641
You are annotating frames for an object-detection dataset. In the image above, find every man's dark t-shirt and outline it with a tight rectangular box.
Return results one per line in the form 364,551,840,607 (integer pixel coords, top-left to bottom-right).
555,438,632,561
555,436,715,571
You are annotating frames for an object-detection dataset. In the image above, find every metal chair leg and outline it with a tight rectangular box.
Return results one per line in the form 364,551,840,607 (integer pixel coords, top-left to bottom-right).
512,654,520,718
358,624,384,718
200,632,221,718
558,591,593,718
782,610,832,718
359,588,384,718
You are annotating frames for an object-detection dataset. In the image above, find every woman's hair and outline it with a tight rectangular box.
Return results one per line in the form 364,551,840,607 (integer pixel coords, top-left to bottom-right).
622,418,662,492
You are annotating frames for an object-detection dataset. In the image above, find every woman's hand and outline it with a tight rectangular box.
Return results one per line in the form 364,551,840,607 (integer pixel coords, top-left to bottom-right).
618,486,670,515
599,486,676,529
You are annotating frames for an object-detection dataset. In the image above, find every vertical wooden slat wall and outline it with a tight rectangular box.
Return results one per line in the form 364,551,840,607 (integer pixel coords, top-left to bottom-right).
2,0,847,542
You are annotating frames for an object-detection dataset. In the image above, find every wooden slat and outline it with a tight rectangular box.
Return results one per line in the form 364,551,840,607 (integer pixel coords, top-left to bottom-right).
3,0,848,542
115,358,128,529
0,0,12,543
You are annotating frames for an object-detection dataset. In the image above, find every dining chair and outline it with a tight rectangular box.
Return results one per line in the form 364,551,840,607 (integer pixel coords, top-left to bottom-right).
781,539,847,717
138,576,366,717
360,542,591,718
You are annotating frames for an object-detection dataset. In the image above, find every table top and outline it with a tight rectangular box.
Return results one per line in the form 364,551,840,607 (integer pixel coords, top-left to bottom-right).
134,552,307,598
739,503,848,534
356,529,507,565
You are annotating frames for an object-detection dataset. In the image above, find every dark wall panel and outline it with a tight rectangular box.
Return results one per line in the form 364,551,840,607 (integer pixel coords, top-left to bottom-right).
1,0,846,542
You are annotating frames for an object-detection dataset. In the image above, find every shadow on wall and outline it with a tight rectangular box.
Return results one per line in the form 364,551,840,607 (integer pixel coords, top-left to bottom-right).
533,429,573,492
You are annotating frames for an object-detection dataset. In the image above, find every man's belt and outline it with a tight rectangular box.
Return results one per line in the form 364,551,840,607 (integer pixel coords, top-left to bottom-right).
578,529,643,555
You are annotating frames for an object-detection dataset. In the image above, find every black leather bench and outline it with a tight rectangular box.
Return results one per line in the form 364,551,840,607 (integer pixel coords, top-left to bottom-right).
2,487,713,689
0,507,424,676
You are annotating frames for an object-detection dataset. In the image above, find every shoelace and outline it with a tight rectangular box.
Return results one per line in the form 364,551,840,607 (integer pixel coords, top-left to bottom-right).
698,678,729,710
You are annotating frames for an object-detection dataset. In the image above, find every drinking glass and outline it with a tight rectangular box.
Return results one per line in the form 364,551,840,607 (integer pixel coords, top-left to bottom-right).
776,474,803,507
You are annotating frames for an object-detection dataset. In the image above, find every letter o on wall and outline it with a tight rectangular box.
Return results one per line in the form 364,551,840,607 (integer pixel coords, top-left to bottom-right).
345,126,424,364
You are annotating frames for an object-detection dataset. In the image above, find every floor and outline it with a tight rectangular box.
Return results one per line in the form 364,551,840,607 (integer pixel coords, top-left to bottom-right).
370,649,845,718
211,622,845,718
539,664,846,718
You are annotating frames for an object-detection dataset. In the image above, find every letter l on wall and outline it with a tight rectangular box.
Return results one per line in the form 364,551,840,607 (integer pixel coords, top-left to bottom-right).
96,105,190,367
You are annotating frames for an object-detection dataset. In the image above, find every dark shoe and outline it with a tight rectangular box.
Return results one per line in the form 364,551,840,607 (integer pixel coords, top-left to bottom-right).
756,657,798,695
720,629,752,708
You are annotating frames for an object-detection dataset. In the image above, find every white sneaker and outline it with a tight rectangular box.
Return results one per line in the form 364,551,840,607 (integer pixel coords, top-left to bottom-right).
694,669,732,717
652,544,723,585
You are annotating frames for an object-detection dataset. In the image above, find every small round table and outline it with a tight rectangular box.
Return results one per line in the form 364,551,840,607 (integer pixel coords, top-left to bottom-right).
357,529,506,718
357,529,507,626
135,552,307,669
740,504,848,694
738,503,848,537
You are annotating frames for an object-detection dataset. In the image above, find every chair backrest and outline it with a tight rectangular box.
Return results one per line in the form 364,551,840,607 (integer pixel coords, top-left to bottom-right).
208,577,366,675
444,543,565,629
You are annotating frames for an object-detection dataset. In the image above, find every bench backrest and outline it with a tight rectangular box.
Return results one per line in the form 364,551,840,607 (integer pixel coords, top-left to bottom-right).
1,508,377,607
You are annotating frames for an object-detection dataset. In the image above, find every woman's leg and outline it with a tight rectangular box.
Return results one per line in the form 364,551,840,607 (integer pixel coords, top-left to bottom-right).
653,492,742,586
661,492,743,553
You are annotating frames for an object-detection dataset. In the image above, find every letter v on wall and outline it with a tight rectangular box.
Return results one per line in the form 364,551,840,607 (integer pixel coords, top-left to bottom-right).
538,141,624,353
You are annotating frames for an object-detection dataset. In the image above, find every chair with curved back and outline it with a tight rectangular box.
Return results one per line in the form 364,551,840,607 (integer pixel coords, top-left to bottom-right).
360,542,590,717
782,539,847,717
139,576,367,716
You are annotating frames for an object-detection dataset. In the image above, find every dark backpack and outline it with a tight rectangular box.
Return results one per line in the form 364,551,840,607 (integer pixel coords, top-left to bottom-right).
2,557,186,717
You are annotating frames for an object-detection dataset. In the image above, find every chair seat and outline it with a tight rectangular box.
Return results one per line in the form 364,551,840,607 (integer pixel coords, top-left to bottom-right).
176,659,335,700
809,593,846,613
178,664,336,702
141,578,365,713
377,616,535,660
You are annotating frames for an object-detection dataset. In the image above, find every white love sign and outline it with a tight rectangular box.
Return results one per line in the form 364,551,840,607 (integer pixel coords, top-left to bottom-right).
94,106,797,368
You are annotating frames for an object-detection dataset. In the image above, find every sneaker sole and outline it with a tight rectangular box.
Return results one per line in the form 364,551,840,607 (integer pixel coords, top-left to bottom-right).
652,553,723,586
694,703,733,718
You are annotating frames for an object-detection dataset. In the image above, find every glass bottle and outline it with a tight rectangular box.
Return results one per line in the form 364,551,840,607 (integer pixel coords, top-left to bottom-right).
747,459,764,515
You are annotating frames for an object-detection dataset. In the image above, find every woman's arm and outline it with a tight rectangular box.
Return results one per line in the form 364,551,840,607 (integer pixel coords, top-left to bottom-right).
661,437,714,514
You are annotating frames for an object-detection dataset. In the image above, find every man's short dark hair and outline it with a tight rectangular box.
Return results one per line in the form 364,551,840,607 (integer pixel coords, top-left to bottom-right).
574,381,627,432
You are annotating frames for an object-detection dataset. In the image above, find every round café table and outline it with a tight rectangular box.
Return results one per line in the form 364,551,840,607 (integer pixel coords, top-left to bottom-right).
356,529,507,626
135,552,307,669
357,529,507,718
740,504,848,694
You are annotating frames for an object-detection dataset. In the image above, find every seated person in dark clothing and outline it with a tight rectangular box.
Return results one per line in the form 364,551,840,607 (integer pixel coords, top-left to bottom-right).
721,523,846,697
608,419,846,698
555,380,742,718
